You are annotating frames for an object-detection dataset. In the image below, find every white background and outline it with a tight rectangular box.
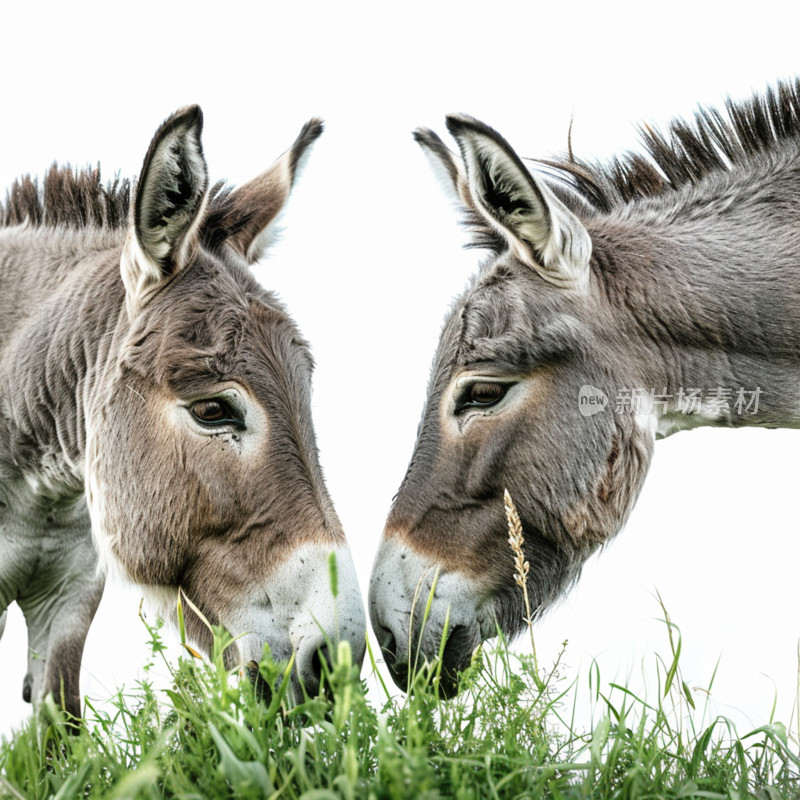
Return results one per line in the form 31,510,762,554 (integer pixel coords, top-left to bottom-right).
1,2,798,740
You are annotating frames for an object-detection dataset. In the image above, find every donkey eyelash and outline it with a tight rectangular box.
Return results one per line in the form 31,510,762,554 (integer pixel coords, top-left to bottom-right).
454,381,513,413
189,398,246,429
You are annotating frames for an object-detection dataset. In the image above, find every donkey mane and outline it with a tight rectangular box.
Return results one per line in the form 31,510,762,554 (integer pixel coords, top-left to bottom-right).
1,166,131,230
1,164,243,251
543,77,800,215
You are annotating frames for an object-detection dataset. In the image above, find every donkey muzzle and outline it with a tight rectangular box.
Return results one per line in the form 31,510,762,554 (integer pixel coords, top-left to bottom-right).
232,544,366,701
369,537,486,696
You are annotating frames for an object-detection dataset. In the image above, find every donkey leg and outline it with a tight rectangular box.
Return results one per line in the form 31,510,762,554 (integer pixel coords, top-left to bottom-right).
21,578,104,725
18,531,104,726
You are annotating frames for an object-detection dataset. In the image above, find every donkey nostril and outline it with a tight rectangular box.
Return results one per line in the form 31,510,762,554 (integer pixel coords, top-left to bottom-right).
310,643,333,685
297,642,336,699
441,624,472,668
246,660,273,704
377,625,398,661
376,625,411,691
437,625,474,698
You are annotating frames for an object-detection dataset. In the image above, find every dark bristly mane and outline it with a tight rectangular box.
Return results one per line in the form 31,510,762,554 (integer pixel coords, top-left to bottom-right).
200,182,256,252
540,78,800,214
1,165,243,252
1,165,132,229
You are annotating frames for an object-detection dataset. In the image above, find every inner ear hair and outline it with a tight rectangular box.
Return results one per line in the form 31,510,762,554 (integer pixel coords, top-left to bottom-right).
134,105,209,273
446,114,591,289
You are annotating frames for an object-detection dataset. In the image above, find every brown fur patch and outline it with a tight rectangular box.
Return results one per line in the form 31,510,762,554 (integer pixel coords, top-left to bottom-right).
562,422,654,548
597,434,621,504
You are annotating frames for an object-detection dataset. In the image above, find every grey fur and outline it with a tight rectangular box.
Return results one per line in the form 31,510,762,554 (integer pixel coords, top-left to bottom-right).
0,107,366,725
370,82,800,695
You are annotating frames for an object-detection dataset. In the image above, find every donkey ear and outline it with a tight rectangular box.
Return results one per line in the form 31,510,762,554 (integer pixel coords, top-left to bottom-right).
123,105,209,310
413,127,474,209
445,114,591,290
414,127,512,252
220,118,323,264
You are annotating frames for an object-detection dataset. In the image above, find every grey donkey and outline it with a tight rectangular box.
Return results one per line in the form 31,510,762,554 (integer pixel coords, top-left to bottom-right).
370,81,800,694
0,107,366,724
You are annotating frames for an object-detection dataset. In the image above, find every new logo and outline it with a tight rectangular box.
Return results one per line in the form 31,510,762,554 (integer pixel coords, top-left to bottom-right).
578,385,609,417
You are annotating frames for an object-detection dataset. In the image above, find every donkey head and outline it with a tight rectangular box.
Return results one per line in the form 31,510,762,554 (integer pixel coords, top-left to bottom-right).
369,116,655,694
85,107,365,697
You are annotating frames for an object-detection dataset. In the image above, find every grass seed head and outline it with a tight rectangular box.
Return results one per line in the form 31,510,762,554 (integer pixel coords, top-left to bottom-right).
504,489,529,588
504,489,543,687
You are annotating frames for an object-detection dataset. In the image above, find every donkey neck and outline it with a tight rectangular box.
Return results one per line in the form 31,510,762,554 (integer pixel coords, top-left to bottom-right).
590,185,800,434
0,227,126,500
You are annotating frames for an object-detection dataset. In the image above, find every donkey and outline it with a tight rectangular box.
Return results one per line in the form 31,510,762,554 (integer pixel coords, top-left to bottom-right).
369,81,800,694
0,106,366,723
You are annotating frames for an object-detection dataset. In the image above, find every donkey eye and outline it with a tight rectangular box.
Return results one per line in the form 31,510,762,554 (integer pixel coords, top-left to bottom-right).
457,381,510,412
191,399,242,427
469,382,507,405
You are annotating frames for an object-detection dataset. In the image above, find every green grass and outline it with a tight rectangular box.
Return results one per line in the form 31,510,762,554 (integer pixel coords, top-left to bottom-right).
1,610,798,800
